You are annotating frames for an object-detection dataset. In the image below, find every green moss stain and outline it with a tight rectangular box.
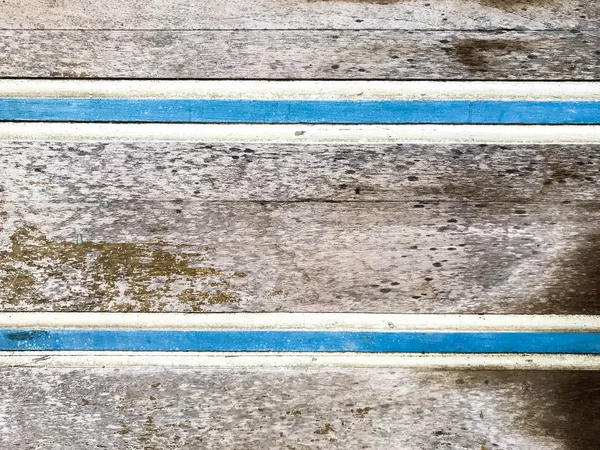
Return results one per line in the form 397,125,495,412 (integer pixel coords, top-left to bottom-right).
139,415,156,444
178,289,238,312
355,406,372,418
150,226,169,234
0,267,35,300
0,226,241,311
314,424,334,435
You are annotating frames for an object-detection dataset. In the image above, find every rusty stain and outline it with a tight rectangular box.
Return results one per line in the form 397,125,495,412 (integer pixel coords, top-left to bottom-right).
447,39,529,72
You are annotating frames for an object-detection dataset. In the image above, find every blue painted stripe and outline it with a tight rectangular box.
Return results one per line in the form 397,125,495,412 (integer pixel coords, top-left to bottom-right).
1,330,598,353
0,99,599,124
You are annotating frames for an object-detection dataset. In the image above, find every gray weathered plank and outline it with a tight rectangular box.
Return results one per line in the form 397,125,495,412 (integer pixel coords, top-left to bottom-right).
2,142,599,203
1,31,598,79
0,367,597,449
1,201,598,314
1,0,597,30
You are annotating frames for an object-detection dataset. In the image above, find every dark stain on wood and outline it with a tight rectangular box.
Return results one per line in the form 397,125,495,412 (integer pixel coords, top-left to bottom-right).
537,147,599,189
306,0,555,8
447,39,529,72
306,0,403,3
454,371,600,450
536,231,600,314
516,371,600,450
476,0,557,10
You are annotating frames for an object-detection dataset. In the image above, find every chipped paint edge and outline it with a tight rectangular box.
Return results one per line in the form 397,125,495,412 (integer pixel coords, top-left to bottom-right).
2,313,599,331
2,352,599,370
2,80,600,100
2,123,600,143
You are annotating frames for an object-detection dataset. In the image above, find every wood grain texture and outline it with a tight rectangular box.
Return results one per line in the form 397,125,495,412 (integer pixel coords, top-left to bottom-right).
2,141,599,203
0,368,597,449
1,30,598,80
1,200,599,314
1,0,598,31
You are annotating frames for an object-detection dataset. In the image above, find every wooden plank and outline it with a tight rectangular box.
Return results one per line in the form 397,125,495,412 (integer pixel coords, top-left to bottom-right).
1,30,598,80
2,142,599,203
1,201,598,314
0,368,597,449
1,0,597,31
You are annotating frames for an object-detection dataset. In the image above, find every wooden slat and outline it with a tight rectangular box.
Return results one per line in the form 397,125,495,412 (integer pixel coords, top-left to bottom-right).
0,368,597,449
1,0,597,31
1,30,598,80
1,200,598,314
3,141,599,203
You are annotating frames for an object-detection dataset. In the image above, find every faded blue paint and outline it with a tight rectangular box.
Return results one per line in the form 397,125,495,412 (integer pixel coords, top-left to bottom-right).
1,330,599,353
0,99,599,123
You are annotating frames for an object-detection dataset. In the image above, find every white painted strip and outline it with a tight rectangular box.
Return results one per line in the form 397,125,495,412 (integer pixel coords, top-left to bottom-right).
1,80,600,100
1,123,600,144
1,313,598,332
2,352,598,370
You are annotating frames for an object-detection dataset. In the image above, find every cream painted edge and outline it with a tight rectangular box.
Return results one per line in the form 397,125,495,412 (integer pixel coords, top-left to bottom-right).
1,313,598,331
1,123,600,143
1,80,600,100
2,352,599,370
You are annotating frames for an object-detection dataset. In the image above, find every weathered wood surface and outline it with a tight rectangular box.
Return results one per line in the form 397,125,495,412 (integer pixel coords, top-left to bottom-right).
1,200,598,314
1,0,598,30
2,142,599,203
0,368,597,449
1,31,598,80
